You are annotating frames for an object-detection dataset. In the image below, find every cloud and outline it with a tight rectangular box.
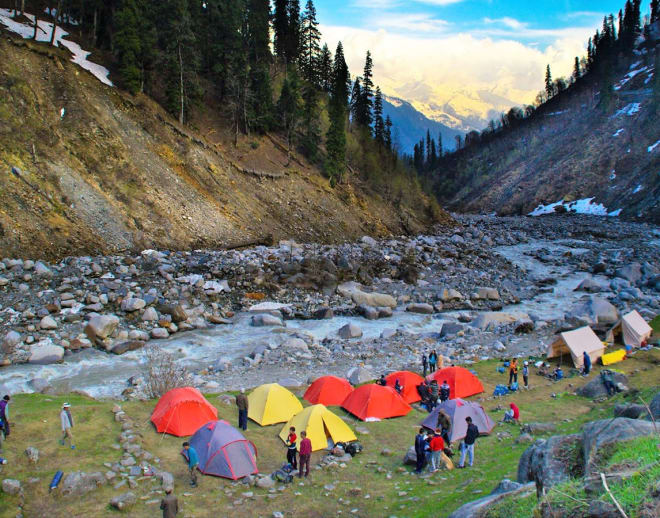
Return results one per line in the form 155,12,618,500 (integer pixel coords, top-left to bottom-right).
351,0,464,7
483,17,527,30
415,0,464,5
373,13,450,33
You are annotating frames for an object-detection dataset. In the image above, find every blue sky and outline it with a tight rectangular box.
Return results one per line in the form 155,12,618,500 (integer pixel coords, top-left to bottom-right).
313,0,644,122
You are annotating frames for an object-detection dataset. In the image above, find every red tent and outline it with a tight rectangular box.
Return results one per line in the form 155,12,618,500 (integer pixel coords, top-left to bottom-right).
426,366,484,399
341,384,411,421
385,371,424,404
304,376,354,406
151,387,218,437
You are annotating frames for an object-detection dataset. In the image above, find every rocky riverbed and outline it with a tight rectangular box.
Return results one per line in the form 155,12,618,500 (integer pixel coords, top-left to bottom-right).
0,215,658,398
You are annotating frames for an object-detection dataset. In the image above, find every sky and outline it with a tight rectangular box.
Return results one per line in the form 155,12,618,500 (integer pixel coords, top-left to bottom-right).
313,0,645,117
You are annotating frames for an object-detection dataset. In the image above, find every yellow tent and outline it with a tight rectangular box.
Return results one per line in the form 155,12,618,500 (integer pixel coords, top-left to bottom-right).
601,349,626,365
248,383,303,426
278,404,357,452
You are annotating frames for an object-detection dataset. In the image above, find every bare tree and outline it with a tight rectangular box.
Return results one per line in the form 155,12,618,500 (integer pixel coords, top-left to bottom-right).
141,344,192,399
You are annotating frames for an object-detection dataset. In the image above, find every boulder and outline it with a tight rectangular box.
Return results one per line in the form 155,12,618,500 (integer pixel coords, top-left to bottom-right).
406,303,434,314
39,316,58,330
34,261,53,276
586,500,620,518
476,287,500,300
357,304,379,320
111,341,145,355
28,343,64,364
646,391,660,421
338,323,363,339
582,418,656,471
472,312,529,330
440,322,465,338
517,434,580,488
575,278,607,293
158,304,188,323
60,471,105,496
120,298,146,312
439,288,464,302
613,403,646,419
141,307,159,321
615,263,642,285
313,307,334,319
110,492,137,511
256,476,275,489
447,482,535,518
337,282,397,308
520,422,557,435
402,445,417,466
567,296,619,326
150,328,170,339
576,372,629,399
347,366,373,385
281,338,309,353
2,330,22,353
361,236,377,247
251,314,284,327
490,479,523,495
85,314,120,341
2,479,21,495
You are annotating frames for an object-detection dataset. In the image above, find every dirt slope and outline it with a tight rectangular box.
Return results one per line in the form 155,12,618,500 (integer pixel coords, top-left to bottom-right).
0,35,448,261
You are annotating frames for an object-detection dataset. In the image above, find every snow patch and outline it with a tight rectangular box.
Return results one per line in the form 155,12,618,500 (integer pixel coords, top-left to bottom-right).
529,197,620,217
610,171,616,180
632,184,643,194
614,66,648,90
0,9,112,86
608,209,623,217
612,128,624,137
547,110,569,116
648,140,660,153
612,103,641,117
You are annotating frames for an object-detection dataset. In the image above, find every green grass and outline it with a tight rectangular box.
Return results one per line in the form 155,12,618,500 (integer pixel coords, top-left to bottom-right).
650,315,660,335
0,350,658,517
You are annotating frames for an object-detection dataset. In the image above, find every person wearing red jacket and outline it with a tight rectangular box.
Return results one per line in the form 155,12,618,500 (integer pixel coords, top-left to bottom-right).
298,431,312,478
428,429,445,472
502,402,520,424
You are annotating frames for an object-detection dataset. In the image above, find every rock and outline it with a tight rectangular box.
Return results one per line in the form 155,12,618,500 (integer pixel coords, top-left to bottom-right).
613,403,646,419
490,479,522,495
361,236,377,247
312,307,334,319
28,343,64,364
586,500,620,518
357,304,379,320
472,312,529,330
476,288,500,300
347,366,374,385
25,446,39,463
141,307,159,321
39,315,58,330
30,378,51,392
575,277,607,293
60,471,105,496
615,263,642,285
338,323,363,339
158,304,188,323
406,303,434,314
517,435,580,488
576,372,629,399
567,296,619,326
256,476,275,489
2,330,22,352
515,433,534,444
447,482,535,518
251,314,284,327
272,512,284,518
121,298,146,312
85,314,120,341
440,322,465,337
646,391,660,421
150,327,170,339
110,492,137,511
157,471,174,492
2,479,21,495
281,338,309,353
337,282,397,308
204,280,231,294
402,446,417,466
582,418,656,471
520,422,557,435
34,261,52,276
111,341,145,355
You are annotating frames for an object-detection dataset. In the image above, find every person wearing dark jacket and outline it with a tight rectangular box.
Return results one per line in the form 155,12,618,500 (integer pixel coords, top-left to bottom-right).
429,350,438,373
439,381,450,402
422,353,428,377
414,428,427,474
429,380,439,408
160,488,179,518
0,396,10,440
285,426,298,469
298,431,312,478
236,389,248,431
582,351,591,376
458,417,479,468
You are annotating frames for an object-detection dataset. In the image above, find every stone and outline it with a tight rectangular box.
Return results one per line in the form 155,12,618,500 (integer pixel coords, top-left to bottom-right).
440,322,465,337
121,298,146,312
337,282,397,309
472,312,529,330
645,391,660,421
517,435,580,488
256,476,275,489
157,471,174,492
575,277,607,293
111,341,145,355
515,433,534,444
406,303,434,314
60,471,105,496
85,314,120,341
357,304,379,320
39,315,58,330
25,446,39,463
587,500,620,518
30,378,51,392
576,372,629,399
2,330,22,352
447,482,535,518
158,304,188,323
28,343,64,364
252,314,284,327
150,327,170,339
567,296,619,326
614,263,642,285
338,323,363,339
402,446,417,466
34,261,53,276
347,366,373,385
613,403,646,419
520,422,557,435
2,479,21,495
110,492,137,511
312,307,334,319
476,287,500,300
361,236,377,247
141,307,158,321
582,418,656,471
489,479,522,495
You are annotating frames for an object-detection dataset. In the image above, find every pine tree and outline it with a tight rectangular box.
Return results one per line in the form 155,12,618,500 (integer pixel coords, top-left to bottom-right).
277,72,301,162
384,116,393,151
114,0,142,94
301,82,321,160
544,64,553,99
572,56,580,83
373,86,385,145
325,41,349,186
318,44,333,92
653,49,660,109
273,0,289,60
356,51,374,128
300,0,321,85
350,78,362,124
286,0,301,64
247,0,273,133
429,138,437,170
437,133,443,156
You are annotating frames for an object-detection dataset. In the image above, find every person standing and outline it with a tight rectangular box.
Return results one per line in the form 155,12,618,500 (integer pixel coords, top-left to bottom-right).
439,380,450,403
458,417,479,468
377,375,387,386
182,442,199,487
285,426,298,470
522,361,530,389
582,351,591,376
298,431,312,478
160,488,179,518
508,358,518,388
59,403,75,449
422,353,428,377
394,379,403,396
428,429,445,473
429,350,438,373
414,428,427,474
236,388,248,431
429,380,439,409
0,396,10,439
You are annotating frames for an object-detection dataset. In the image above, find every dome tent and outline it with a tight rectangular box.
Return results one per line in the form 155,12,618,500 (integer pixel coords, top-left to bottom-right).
385,370,425,404
426,366,485,399
304,376,354,406
248,383,303,426
279,404,357,451
341,384,411,421
421,398,495,442
151,387,218,437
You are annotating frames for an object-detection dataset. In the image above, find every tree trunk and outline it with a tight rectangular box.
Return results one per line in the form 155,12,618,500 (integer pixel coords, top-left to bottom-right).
50,0,62,46
33,13,38,39
79,0,84,38
20,0,24,16
92,8,97,47
178,43,184,125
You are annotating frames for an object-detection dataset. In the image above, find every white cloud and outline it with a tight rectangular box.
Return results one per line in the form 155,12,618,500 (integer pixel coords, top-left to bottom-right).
483,17,527,30
416,0,465,5
374,13,450,33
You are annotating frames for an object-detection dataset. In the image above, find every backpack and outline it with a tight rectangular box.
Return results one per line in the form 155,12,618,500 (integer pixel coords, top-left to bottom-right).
510,381,519,391
272,468,293,484
345,442,363,456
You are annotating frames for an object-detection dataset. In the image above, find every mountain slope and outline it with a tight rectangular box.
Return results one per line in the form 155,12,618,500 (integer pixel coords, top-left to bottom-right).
430,53,660,223
382,95,461,154
0,34,448,261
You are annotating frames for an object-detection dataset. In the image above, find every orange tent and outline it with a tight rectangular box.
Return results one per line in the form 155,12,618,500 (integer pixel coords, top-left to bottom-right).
304,376,354,406
341,384,412,421
426,366,484,399
385,371,424,404
151,387,218,437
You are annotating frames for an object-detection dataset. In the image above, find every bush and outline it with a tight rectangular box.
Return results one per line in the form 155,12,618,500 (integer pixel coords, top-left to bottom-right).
140,344,192,399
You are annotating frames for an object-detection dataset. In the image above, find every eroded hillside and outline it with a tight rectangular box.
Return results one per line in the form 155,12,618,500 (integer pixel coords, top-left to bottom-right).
0,35,448,261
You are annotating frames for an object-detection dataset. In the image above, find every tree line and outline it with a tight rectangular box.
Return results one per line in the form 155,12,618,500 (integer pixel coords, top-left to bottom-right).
6,0,401,188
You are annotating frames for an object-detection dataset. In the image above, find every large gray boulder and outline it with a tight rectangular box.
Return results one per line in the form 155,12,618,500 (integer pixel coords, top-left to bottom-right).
406,303,434,314
582,418,657,472
447,481,535,518
517,435,580,488
251,314,284,327
120,298,146,312
337,282,397,309
615,263,642,285
575,277,607,293
613,403,646,419
2,479,22,495
60,471,105,496
646,391,660,421
28,343,64,364
347,366,373,385
472,312,529,330
338,323,363,339
85,314,120,341
2,331,22,353
567,296,619,326
110,492,137,510
576,372,629,399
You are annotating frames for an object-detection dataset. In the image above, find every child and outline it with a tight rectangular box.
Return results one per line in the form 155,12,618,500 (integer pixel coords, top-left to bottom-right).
286,426,298,470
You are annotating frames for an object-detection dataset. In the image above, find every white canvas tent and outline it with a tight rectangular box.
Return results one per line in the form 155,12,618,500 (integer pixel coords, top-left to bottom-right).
546,326,605,368
605,310,653,347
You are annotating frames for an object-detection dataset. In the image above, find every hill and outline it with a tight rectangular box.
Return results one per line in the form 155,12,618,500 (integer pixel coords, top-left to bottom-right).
0,23,447,261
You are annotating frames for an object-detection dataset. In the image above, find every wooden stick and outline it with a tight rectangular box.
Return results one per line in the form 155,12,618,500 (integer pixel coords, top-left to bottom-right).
600,472,628,518
547,486,588,506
